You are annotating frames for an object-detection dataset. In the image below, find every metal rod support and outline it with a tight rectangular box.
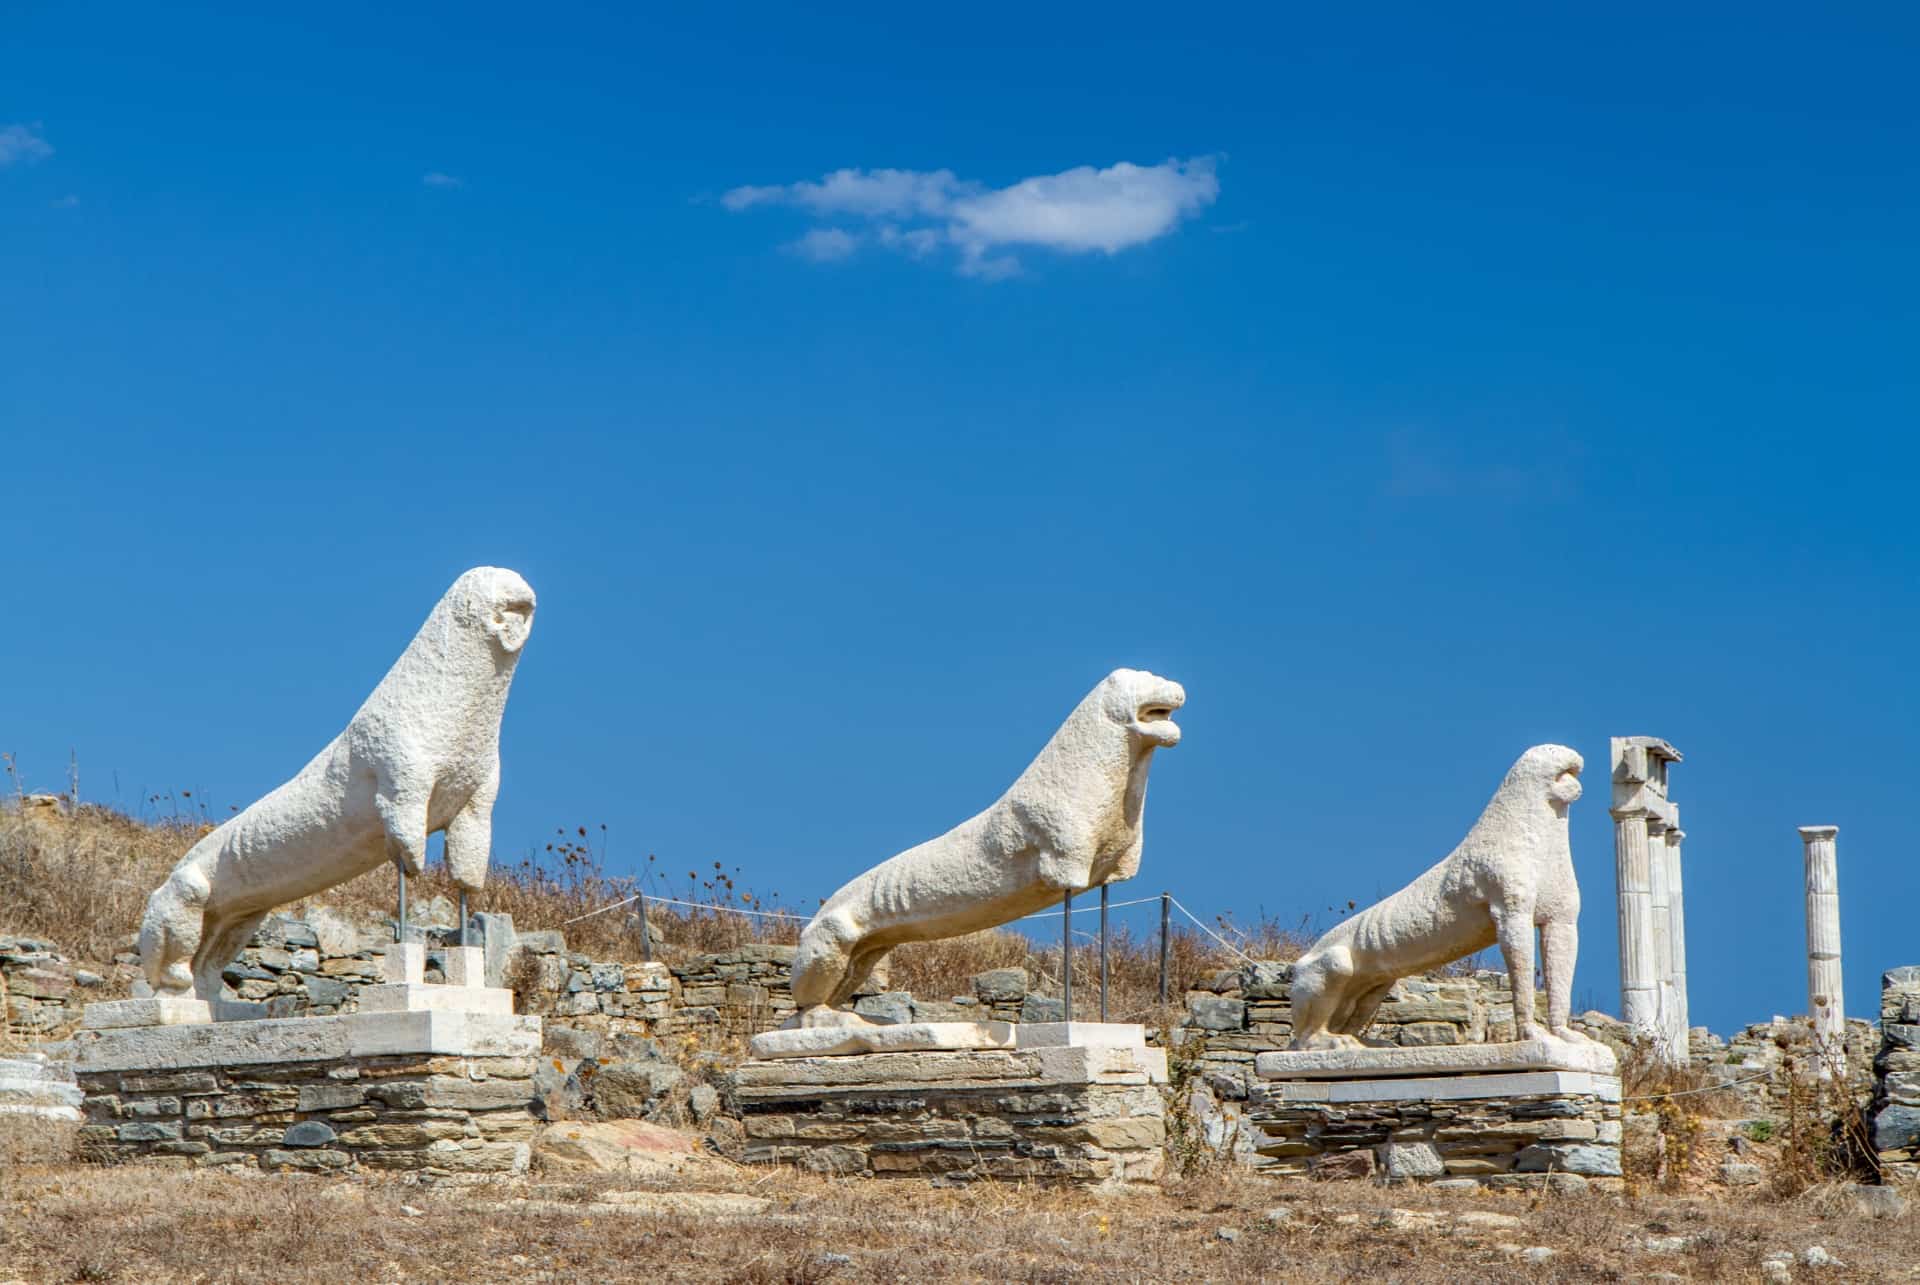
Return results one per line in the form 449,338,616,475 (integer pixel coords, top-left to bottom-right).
1061,890,1072,1023
1099,884,1110,1022
1158,892,1171,1005
396,869,408,943
459,892,469,948
638,888,653,964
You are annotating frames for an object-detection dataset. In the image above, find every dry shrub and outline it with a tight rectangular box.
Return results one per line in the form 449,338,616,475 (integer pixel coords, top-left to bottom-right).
884,929,1033,999
1771,1045,1880,1196
0,805,200,963
0,1112,77,1167
0,805,1293,1010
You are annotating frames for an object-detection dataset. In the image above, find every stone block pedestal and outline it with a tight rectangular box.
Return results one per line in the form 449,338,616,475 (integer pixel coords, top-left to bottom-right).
1250,1042,1623,1188
71,1008,542,1176
733,1025,1167,1188
0,1055,83,1121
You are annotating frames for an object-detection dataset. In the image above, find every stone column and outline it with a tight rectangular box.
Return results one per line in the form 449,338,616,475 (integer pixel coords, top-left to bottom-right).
1646,817,1673,1055
1613,807,1660,1037
1664,827,1690,1061
1799,825,1846,1078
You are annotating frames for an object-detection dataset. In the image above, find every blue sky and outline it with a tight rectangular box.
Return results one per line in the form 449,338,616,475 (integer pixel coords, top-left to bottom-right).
3,6,1916,1033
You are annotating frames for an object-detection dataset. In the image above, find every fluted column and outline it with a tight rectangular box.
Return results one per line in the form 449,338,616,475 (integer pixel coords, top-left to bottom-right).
1613,807,1660,1037
1646,818,1673,1057
1664,827,1690,1061
1799,825,1845,1079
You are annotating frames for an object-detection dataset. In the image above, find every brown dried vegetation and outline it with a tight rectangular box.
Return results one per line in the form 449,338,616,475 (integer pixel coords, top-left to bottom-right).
2,1136,1915,1284
0,803,1300,1020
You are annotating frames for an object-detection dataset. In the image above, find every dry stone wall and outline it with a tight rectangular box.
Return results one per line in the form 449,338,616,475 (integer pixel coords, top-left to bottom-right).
1174,962,1566,1094
1,935,106,1037
731,1046,1165,1187
1871,965,1920,1182
75,1052,538,1175
1245,1077,1624,1188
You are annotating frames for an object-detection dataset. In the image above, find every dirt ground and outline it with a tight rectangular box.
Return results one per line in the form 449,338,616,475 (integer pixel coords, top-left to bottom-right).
1,1152,1913,1285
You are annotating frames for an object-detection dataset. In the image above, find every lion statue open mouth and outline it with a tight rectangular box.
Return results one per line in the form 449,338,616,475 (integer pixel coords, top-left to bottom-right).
788,667,1186,1027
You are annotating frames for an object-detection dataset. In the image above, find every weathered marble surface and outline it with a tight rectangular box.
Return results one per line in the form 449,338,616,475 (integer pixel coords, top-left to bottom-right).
0,1055,83,1121
139,567,535,1003
789,668,1184,1025
747,1018,1150,1060
72,1008,541,1073
1289,745,1597,1054
1256,1037,1616,1082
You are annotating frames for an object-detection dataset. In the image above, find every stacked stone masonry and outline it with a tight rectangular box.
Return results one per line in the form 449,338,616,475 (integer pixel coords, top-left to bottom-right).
732,1045,1165,1187
1177,962,1566,1093
75,1052,538,1175
1871,965,1920,1183
1247,1074,1625,1188
2,934,103,1037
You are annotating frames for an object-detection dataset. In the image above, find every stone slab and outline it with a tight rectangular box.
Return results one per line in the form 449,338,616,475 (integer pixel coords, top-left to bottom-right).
1016,1022,1149,1051
1255,1038,1616,1081
441,946,485,986
383,942,426,985
735,1041,1166,1097
1264,1070,1622,1105
747,1018,1152,1061
0,1057,84,1120
72,1009,542,1072
748,1020,1015,1060
80,998,214,1030
354,983,516,1016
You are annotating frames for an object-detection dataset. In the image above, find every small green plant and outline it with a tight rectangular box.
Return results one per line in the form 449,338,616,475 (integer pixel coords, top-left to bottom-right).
1742,1119,1777,1144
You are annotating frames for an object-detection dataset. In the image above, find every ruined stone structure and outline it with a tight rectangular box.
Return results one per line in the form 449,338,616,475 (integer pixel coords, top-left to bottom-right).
1611,736,1688,1063
1246,1063,1623,1187
732,1032,1166,1187
1870,965,1920,1183
74,1042,538,1174
1798,825,1847,1079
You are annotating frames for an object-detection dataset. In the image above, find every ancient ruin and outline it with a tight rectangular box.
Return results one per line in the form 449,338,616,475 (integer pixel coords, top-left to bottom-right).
1610,736,1689,1063
1799,825,1846,1078
728,669,1182,1182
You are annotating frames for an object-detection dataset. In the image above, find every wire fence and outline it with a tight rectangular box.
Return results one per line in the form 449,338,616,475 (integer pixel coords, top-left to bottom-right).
536,879,1250,1008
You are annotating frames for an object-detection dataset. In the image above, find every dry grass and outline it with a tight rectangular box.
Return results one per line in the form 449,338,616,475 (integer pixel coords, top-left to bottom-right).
0,805,1294,1019
1,1141,1914,1284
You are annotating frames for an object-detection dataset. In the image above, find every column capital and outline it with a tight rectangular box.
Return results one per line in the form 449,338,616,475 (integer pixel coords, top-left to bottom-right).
1610,807,1649,823
1666,828,1686,843
1797,825,1839,843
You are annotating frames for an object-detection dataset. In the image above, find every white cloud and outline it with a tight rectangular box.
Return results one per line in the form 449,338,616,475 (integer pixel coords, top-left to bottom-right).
0,123,53,168
787,227,859,262
721,157,1218,277
422,172,463,188
724,168,963,218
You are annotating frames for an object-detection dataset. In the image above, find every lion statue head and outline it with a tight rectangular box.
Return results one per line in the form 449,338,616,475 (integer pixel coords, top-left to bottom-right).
451,566,537,654
1098,668,1186,748
1508,743,1584,811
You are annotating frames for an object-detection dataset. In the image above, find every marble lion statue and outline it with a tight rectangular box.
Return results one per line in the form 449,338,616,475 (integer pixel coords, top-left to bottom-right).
139,567,536,1002
788,668,1186,1027
1288,744,1597,1050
